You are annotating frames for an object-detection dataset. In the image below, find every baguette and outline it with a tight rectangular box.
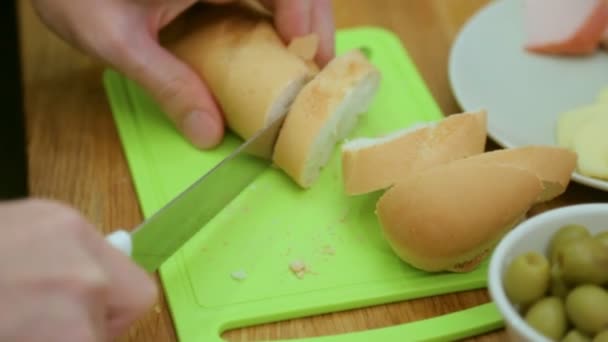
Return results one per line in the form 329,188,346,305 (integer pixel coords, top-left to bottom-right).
451,146,577,202
169,6,313,141
287,34,321,77
376,161,544,273
341,110,487,195
272,50,381,188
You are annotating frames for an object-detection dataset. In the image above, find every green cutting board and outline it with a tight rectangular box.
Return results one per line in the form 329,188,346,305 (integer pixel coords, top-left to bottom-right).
103,26,504,341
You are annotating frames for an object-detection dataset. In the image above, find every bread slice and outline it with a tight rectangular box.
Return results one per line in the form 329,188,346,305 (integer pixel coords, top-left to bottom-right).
452,146,577,202
272,49,381,188
169,6,313,141
375,161,544,273
341,110,487,195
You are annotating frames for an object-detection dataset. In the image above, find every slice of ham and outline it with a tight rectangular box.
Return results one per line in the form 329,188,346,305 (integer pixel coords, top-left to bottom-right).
524,0,608,55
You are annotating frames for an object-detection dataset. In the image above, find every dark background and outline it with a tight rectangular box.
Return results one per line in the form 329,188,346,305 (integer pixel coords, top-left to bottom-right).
0,1,29,199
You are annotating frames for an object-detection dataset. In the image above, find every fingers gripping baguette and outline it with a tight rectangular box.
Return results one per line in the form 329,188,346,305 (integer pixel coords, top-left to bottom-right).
272,50,381,188
341,110,487,195
169,6,313,141
375,161,544,273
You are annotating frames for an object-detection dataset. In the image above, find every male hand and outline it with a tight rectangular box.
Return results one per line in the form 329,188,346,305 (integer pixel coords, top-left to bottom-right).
31,0,335,149
0,199,157,341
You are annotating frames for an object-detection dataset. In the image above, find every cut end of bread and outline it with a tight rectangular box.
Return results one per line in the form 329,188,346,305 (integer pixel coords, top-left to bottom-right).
272,49,381,188
265,77,309,125
376,161,544,273
341,110,488,196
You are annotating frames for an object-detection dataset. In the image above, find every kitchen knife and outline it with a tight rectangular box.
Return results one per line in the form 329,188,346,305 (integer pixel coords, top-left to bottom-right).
105,114,286,272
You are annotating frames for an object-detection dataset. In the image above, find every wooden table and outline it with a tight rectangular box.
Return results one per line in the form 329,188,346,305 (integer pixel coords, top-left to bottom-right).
18,0,608,341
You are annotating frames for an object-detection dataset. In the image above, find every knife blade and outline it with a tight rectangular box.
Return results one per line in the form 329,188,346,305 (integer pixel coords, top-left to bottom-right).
106,113,286,272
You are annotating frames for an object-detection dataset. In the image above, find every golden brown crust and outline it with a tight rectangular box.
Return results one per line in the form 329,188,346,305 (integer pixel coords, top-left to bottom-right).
452,145,577,202
342,110,487,195
287,34,319,61
376,161,544,272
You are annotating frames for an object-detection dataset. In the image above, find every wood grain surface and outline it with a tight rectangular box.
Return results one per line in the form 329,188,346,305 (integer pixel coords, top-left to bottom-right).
17,0,608,341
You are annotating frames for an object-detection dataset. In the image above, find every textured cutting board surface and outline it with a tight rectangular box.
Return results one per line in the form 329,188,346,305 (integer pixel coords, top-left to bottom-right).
103,26,503,342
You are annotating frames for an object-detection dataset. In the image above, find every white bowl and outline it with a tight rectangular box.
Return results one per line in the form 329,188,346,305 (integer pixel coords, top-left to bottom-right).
488,203,608,342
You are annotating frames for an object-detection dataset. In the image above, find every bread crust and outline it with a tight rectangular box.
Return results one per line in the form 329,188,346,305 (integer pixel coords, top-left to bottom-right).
376,161,544,272
452,146,577,202
342,110,487,195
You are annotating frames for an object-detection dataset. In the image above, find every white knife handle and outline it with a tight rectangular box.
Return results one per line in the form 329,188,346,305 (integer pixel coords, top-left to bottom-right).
106,229,132,256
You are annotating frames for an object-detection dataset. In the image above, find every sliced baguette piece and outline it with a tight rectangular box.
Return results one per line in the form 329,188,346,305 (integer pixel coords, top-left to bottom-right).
341,110,487,195
452,146,577,202
376,161,544,273
272,49,381,188
169,6,312,141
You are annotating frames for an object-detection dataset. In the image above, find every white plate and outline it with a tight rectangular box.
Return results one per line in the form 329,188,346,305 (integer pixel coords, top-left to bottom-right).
448,0,608,191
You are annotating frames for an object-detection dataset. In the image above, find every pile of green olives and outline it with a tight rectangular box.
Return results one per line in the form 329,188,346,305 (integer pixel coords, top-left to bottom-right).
502,224,608,342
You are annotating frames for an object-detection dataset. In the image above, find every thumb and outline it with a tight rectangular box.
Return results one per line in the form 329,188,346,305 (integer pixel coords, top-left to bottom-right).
114,32,225,149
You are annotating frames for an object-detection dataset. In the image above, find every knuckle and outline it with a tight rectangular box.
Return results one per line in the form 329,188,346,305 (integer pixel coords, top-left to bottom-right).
155,75,190,113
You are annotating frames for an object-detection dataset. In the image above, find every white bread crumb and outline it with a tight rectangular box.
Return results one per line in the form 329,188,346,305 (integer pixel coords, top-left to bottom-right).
230,270,248,281
321,245,336,255
289,260,308,278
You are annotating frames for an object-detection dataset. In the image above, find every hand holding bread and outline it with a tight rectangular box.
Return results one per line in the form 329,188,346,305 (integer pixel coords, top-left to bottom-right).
32,0,335,149
167,4,581,275
170,4,381,188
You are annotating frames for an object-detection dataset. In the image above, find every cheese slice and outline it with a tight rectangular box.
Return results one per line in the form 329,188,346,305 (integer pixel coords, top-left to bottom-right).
571,113,608,179
556,103,605,149
599,87,608,103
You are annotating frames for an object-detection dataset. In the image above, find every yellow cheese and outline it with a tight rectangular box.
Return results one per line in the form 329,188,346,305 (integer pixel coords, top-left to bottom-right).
571,113,608,180
556,103,604,149
599,87,608,103
555,86,608,180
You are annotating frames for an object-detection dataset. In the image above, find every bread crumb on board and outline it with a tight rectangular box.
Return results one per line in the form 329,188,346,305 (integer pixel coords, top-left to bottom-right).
230,270,248,281
321,245,336,255
289,260,308,279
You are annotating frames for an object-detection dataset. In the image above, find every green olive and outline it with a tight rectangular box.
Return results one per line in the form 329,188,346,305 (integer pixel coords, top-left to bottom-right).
525,296,568,340
550,263,571,298
594,330,608,342
595,231,608,249
504,251,550,306
556,237,608,286
565,285,608,335
550,224,591,261
562,330,592,342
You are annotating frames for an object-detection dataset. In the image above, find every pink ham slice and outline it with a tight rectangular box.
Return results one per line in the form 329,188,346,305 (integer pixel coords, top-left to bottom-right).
524,0,608,55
